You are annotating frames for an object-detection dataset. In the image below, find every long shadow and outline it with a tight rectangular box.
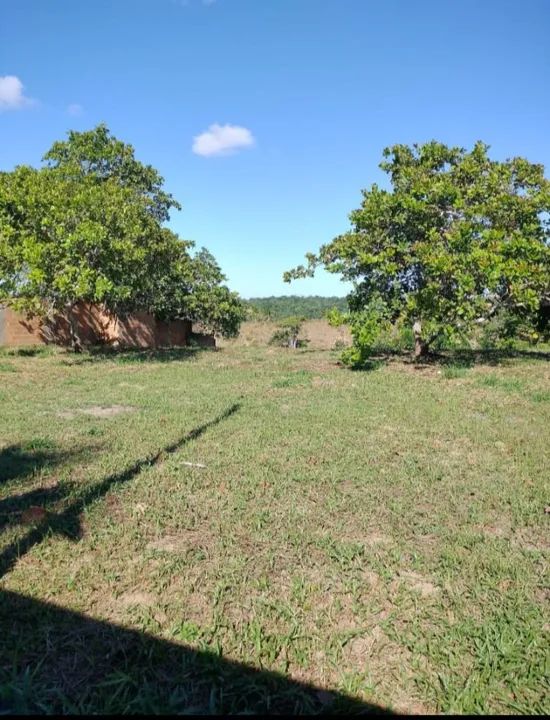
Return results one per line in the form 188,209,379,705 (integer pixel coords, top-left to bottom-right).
0,589,393,715
0,400,392,714
0,403,241,580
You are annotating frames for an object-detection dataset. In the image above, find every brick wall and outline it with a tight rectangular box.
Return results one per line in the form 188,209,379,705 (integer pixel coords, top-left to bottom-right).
0,309,46,347
0,304,193,349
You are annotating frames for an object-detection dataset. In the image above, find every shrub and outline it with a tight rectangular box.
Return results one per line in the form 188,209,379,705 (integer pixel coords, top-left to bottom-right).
269,316,308,349
333,339,348,351
478,308,544,350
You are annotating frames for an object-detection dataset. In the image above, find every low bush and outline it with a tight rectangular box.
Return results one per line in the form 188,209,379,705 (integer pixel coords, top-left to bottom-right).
269,316,308,349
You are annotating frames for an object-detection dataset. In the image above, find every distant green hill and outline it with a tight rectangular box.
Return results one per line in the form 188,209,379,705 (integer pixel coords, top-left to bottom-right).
244,295,348,320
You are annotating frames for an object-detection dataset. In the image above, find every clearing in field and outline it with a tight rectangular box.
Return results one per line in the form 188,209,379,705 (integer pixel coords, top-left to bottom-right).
0,336,548,714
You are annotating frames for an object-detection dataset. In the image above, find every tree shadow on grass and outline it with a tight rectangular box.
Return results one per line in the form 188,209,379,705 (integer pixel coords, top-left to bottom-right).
0,444,58,485
0,403,241,580
0,485,69,534
2,346,54,358
61,346,214,366
347,359,385,373
0,588,393,715
0,399,394,714
348,347,550,372
0,441,89,486
403,347,550,370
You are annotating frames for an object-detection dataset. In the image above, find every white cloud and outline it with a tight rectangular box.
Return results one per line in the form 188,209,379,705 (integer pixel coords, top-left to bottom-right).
192,123,255,157
0,75,34,111
67,103,84,116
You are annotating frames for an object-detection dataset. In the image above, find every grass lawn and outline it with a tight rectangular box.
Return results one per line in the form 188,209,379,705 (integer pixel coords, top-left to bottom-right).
0,336,549,714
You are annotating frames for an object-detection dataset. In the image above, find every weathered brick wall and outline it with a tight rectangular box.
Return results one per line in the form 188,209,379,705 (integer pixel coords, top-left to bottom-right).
0,308,46,347
116,312,157,348
0,304,192,349
156,319,192,347
189,331,216,348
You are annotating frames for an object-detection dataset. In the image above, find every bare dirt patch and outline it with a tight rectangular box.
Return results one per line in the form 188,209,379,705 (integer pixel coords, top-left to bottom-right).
397,570,440,597
364,532,393,546
362,570,381,589
480,524,510,541
146,536,183,553
146,529,214,554
338,625,431,714
342,625,385,663
104,492,125,519
57,404,135,419
312,376,336,388
512,529,550,553
83,405,135,418
118,590,157,607
55,410,74,419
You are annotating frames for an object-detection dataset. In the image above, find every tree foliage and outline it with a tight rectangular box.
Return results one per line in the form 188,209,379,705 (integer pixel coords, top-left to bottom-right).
0,125,243,345
43,123,180,223
285,141,550,359
152,248,244,337
245,295,347,320
268,316,307,349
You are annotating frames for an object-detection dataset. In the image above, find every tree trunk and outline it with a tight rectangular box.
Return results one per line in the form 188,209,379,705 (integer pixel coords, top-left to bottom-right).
41,304,57,345
413,320,428,359
67,303,83,353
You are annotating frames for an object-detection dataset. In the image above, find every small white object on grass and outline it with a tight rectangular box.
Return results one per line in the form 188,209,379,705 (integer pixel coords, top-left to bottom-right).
180,461,207,469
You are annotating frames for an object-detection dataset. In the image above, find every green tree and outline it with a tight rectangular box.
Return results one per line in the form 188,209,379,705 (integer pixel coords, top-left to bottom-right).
269,316,306,349
285,141,550,359
153,247,244,337
0,164,163,349
0,125,243,348
43,123,179,223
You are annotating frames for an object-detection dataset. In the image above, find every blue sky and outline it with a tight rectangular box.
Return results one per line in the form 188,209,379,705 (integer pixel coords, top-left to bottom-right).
1,0,549,298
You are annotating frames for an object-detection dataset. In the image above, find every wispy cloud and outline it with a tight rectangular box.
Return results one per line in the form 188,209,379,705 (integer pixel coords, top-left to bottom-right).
67,103,84,116
0,75,34,111
192,123,255,157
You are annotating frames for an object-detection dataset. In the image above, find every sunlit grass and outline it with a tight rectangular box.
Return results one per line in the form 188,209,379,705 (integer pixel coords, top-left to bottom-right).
0,341,548,714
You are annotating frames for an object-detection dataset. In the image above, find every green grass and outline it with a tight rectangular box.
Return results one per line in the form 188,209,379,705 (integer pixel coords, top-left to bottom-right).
476,373,525,393
442,364,470,379
0,343,549,714
272,369,313,388
0,362,17,373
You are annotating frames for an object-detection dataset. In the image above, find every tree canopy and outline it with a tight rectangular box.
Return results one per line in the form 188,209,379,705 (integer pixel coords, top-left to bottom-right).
244,295,348,321
0,125,243,344
285,141,550,359
43,123,180,223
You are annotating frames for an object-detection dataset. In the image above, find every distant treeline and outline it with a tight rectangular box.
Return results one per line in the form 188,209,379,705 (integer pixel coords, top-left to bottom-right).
244,295,348,320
